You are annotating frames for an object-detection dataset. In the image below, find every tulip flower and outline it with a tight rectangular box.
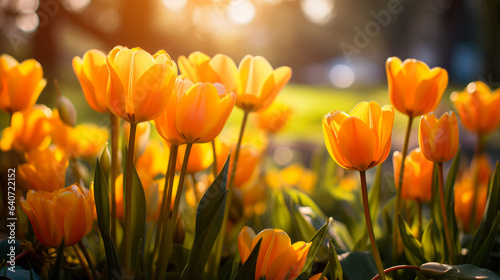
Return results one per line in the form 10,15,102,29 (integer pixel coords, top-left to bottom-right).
18,146,69,192
216,141,261,188
386,57,448,118
20,184,94,247
0,54,46,114
236,55,292,113
454,174,488,233
176,142,213,174
418,112,459,163
72,49,111,114
322,101,394,171
393,148,434,202
178,51,238,92
265,164,317,194
136,139,169,178
254,102,293,134
0,105,52,152
450,81,500,134
238,226,311,280
106,46,177,124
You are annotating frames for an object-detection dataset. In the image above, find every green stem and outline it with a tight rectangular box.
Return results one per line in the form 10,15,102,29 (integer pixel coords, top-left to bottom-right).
211,111,249,277
393,116,413,264
360,170,386,280
190,173,200,202
123,122,137,272
371,265,420,280
470,133,484,232
78,240,99,280
417,201,422,240
152,144,177,276
110,114,119,244
212,140,218,177
438,162,454,264
156,142,192,280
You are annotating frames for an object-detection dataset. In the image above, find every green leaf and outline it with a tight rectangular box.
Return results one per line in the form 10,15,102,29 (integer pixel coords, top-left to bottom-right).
398,215,427,266
271,189,292,233
328,239,343,280
472,211,500,267
93,160,121,277
338,251,378,280
287,188,327,219
420,262,500,279
468,162,500,263
444,149,460,253
297,217,332,278
180,157,229,280
234,239,262,280
421,219,444,263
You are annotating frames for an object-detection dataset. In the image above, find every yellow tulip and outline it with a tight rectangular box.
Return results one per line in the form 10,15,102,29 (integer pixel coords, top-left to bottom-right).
322,101,394,171
20,184,94,247
178,51,238,92
0,54,46,114
386,57,448,117
450,81,500,134
254,102,293,134
236,55,292,112
0,105,52,152
238,226,311,280
18,146,69,192
418,112,459,163
175,80,236,143
106,46,177,124
393,148,434,202
72,49,110,114
176,142,213,174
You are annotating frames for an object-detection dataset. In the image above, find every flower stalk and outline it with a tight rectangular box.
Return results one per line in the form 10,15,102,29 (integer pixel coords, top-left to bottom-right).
123,122,137,272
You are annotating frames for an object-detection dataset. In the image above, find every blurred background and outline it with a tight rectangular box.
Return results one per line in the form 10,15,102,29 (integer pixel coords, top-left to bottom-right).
1,0,500,163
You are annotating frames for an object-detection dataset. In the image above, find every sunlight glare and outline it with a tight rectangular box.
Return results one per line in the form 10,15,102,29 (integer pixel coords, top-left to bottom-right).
300,0,334,25
226,0,256,26
162,0,188,12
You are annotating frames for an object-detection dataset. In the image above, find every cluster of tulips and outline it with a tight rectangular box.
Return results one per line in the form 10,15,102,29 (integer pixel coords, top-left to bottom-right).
1,47,500,280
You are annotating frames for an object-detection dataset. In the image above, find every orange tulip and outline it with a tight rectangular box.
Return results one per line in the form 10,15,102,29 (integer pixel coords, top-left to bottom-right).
72,49,111,114
393,148,434,202
265,163,317,194
178,51,238,92
322,101,394,171
18,146,69,192
106,46,177,124
418,112,459,163
136,139,169,178
216,141,261,188
238,226,311,280
454,175,488,233
176,142,213,174
254,102,293,134
0,54,46,114
236,55,292,112
175,80,236,143
0,105,51,152
450,81,500,134
386,57,448,117
20,184,94,247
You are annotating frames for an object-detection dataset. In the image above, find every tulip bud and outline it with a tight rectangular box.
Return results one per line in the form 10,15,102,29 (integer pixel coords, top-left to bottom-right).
99,142,111,177
56,95,77,127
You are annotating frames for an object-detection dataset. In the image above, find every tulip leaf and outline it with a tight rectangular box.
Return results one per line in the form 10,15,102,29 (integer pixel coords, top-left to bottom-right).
234,239,262,280
180,157,229,280
297,217,332,278
420,262,500,279
328,239,343,280
338,251,377,280
472,211,500,267
467,162,500,263
122,153,147,271
421,219,445,263
218,255,234,280
286,188,327,219
271,188,292,234
398,215,427,266
93,160,121,278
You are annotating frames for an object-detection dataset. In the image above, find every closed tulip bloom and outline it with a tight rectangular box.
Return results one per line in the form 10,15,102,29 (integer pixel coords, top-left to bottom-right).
450,81,500,134
176,142,213,174
20,184,94,247
72,49,110,114
418,112,459,163
106,46,177,124
176,81,235,143
323,101,394,171
216,141,261,188
236,55,292,112
0,105,52,152
254,102,293,134
178,51,238,92
393,148,434,202
238,226,311,280
18,146,69,192
386,57,448,117
0,54,46,114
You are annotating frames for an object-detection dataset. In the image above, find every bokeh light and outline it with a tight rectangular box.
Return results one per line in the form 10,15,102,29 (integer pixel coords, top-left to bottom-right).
300,0,334,25
274,146,293,166
226,0,256,26
162,0,188,13
16,12,39,33
329,64,354,88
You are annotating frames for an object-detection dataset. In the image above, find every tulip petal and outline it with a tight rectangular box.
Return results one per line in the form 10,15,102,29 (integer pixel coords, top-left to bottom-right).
337,117,377,171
